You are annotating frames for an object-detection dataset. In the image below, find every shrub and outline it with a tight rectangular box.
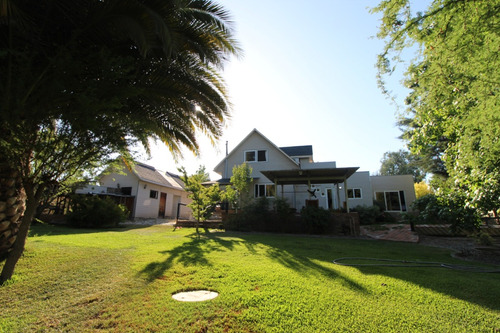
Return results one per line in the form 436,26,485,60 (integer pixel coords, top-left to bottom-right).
407,194,481,232
472,231,494,246
67,195,128,228
300,206,330,234
350,205,381,225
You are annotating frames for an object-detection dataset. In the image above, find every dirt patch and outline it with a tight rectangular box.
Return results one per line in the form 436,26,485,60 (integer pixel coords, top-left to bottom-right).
418,235,500,266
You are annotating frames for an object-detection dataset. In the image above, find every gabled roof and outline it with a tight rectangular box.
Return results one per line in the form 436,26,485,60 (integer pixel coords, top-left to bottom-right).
165,171,185,188
214,128,299,172
130,162,184,190
280,145,313,158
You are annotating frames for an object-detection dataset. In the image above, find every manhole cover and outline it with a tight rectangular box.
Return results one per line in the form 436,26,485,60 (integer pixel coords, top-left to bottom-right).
172,290,219,302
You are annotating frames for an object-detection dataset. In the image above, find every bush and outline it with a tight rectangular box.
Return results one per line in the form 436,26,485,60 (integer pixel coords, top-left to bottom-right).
67,195,129,228
350,205,381,225
300,206,330,234
407,194,481,232
472,231,494,246
224,199,341,235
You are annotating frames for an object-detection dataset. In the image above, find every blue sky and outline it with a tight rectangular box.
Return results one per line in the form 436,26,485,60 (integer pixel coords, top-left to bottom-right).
141,1,416,178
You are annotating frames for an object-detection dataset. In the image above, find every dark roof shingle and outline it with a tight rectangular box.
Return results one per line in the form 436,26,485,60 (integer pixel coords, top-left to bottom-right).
279,145,313,157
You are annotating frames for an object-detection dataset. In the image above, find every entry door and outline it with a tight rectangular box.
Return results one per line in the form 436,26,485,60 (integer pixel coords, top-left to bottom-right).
159,192,167,217
327,188,333,210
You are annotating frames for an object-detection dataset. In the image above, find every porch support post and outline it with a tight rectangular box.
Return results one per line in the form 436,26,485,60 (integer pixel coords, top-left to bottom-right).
344,177,350,213
336,183,341,211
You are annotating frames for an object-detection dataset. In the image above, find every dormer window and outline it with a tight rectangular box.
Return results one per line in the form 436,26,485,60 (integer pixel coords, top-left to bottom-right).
245,150,267,162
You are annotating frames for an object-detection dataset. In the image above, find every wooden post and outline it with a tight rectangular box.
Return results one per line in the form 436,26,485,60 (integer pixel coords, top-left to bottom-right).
336,183,341,211
344,177,349,213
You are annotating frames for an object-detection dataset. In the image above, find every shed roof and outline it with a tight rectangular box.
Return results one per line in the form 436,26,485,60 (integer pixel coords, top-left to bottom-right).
261,167,359,185
279,145,313,157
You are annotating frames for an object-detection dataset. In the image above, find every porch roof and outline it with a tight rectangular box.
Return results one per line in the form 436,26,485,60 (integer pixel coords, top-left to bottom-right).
261,167,359,185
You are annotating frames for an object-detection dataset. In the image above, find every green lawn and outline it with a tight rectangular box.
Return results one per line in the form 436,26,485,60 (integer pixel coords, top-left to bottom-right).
1,224,499,332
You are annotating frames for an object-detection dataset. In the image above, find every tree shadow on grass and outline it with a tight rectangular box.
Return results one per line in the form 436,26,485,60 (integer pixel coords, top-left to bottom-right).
242,233,500,311
144,229,500,311
346,241,500,311
139,229,256,282
139,229,368,294
28,222,159,237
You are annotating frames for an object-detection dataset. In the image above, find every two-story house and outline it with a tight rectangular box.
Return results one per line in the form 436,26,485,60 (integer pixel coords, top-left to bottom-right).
213,129,416,214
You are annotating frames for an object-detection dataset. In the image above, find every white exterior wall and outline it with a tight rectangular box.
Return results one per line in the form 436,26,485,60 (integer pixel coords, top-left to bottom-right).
301,161,336,169
370,175,416,212
100,169,191,219
130,181,191,219
343,171,373,208
100,170,140,196
216,131,298,182
134,181,160,218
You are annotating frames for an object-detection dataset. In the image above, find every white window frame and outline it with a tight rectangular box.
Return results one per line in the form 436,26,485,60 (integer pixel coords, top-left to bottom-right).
347,188,362,199
244,149,267,163
150,189,159,199
254,183,275,198
375,190,407,212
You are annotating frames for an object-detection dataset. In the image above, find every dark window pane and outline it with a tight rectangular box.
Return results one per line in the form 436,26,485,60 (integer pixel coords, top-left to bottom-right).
399,191,407,211
245,151,255,162
258,150,267,162
385,192,401,211
375,192,386,209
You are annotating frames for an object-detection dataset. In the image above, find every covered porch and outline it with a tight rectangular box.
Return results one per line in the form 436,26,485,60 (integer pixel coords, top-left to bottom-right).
261,167,359,212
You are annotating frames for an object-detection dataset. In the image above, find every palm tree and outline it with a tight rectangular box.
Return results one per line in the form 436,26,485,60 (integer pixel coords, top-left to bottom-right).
0,0,240,283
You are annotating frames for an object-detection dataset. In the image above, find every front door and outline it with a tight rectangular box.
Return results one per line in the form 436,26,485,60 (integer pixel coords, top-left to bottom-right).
327,188,333,210
159,192,167,218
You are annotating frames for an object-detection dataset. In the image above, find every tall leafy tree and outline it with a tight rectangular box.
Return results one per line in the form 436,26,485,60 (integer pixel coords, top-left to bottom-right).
372,0,500,216
229,162,253,211
180,166,221,233
0,0,240,283
379,149,426,182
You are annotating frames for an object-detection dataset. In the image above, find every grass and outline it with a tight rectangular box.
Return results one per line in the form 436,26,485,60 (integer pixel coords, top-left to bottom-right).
1,223,499,332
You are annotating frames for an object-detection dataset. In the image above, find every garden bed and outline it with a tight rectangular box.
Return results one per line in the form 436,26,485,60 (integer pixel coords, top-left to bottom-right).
415,224,500,237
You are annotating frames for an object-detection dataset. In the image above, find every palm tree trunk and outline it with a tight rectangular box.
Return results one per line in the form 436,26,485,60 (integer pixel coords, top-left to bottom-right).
0,161,26,263
0,181,39,284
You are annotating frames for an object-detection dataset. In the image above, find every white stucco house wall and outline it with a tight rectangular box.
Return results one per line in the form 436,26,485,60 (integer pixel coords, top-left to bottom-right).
213,129,416,213
76,161,191,219
370,175,417,213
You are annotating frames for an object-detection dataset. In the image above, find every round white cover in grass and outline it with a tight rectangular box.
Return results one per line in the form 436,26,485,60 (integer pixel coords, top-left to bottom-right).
172,290,219,302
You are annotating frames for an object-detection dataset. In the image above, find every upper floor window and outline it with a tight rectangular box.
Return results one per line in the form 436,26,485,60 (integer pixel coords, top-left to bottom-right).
347,188,362,199
245,150,267,162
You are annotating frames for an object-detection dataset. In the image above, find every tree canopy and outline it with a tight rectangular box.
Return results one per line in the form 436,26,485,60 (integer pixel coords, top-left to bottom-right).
372,0,500,215
229,163,253,211
180,166,221,233
0,0,240,283
379,149,426,182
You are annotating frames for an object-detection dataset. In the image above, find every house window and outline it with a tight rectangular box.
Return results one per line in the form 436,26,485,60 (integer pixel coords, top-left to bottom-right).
245,150,267,162
347,188,362,199
254,184,275,198
375,191,407,212
150,190,158,199
121,187,132,195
